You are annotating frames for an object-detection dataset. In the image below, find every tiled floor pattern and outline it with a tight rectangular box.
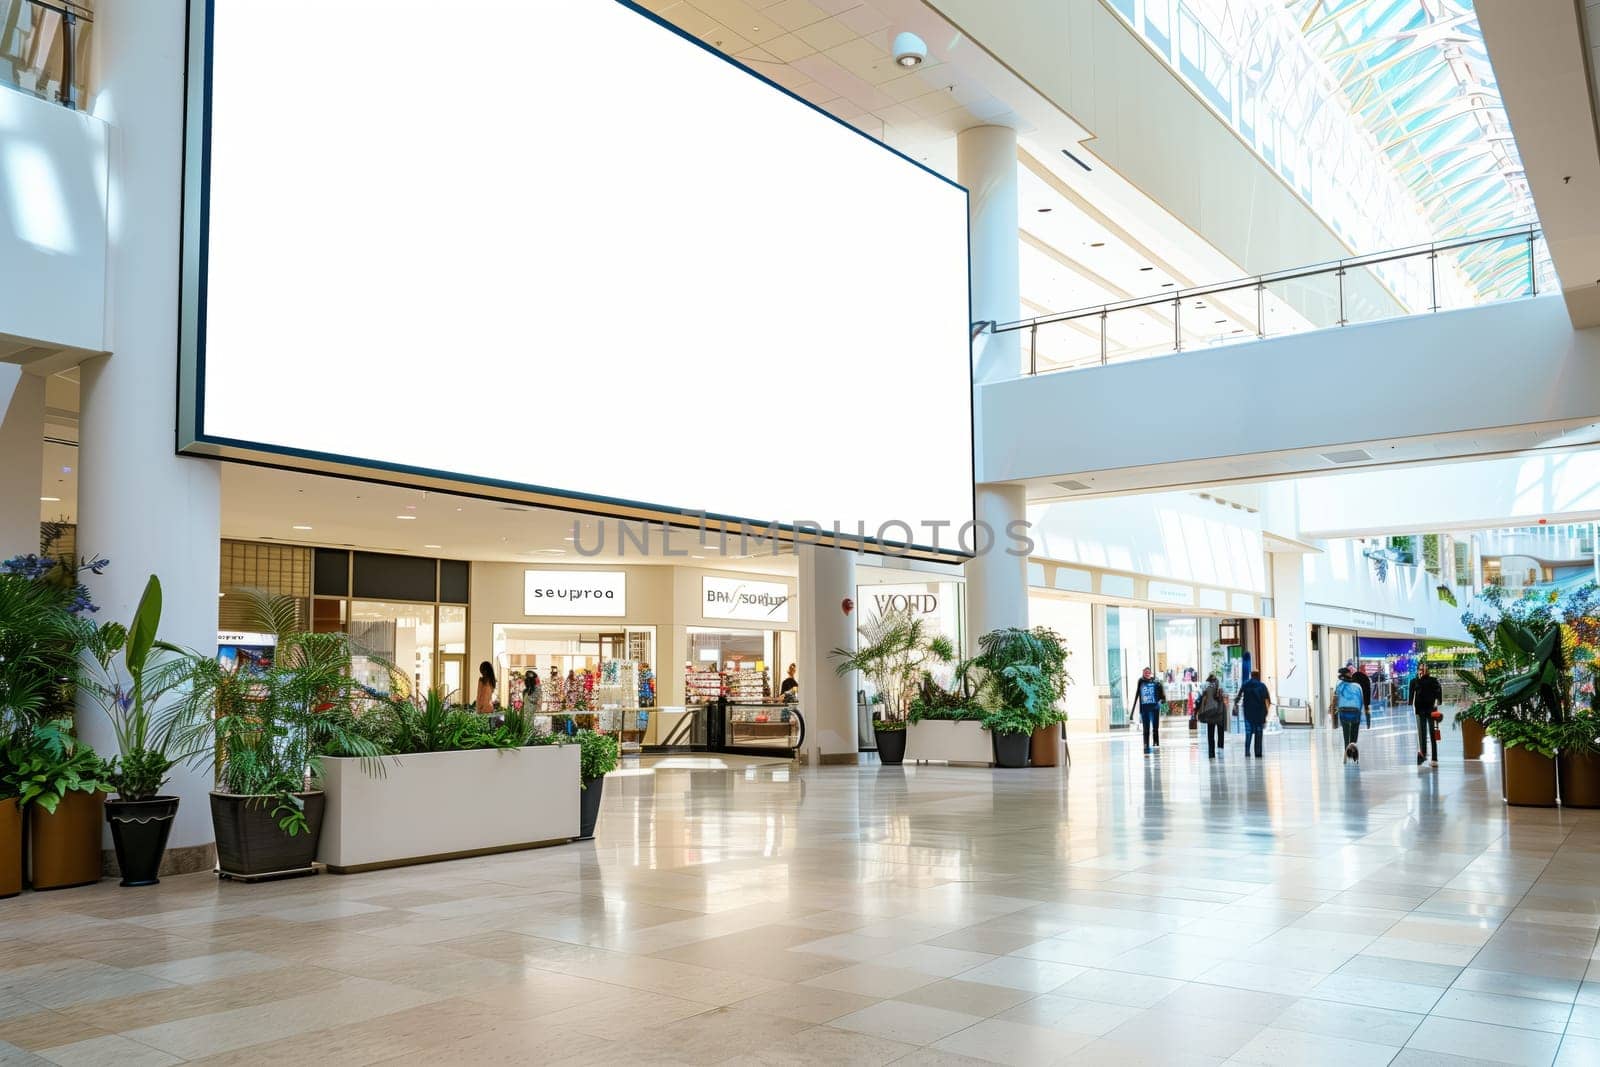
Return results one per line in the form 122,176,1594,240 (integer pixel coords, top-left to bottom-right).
2,708,1599,1065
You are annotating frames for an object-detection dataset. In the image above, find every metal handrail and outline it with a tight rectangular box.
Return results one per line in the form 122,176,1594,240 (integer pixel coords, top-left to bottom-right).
989,223,1540,335
973,224,1544,377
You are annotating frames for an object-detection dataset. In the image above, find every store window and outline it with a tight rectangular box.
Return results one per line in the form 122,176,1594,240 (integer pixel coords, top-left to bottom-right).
493,624,657,722
350,600,437,699
687,627,776,703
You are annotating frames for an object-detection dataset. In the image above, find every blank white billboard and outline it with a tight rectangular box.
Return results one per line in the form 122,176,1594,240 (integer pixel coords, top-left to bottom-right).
179,0,973,558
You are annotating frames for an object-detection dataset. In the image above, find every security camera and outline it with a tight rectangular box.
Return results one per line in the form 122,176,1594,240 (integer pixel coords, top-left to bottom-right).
892,31,928,68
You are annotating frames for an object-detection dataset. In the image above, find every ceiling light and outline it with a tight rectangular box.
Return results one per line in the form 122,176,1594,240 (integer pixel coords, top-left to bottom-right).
424,543,441,549
1214,319,1226,325
1037,207,1053,213
1139,266,1154,271
292,524,313,531
396,515,416,521
40,496,60,502
892,31,927,67
1161,282,1175,288
1089,241,1105,248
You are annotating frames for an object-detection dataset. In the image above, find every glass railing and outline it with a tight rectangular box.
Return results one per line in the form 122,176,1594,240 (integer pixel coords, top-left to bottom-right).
2,0,93,109
988,225,1549,377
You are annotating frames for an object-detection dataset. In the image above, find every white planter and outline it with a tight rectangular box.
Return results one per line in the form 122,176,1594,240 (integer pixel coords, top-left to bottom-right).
906,720,993,766
316,745,581,873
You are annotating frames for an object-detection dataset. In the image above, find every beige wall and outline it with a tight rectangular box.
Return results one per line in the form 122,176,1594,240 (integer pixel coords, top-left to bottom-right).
469,562,798,708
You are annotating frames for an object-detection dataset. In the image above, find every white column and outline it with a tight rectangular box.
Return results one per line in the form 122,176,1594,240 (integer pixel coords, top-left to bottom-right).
0,367,44,559
958,125,1020,384
958,125,1029,643
964,484,1029,644
798,544,856,763
1270,553,1310,709
77,0,223,862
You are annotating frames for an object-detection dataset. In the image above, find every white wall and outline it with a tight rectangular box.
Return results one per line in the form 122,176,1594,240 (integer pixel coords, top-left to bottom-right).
1293,452,1600,538
924,0,1387,285
1302,539,1470,642
980,297,1600,483
1029,492,1267,593
0,90,107,355
1028,593,1097,730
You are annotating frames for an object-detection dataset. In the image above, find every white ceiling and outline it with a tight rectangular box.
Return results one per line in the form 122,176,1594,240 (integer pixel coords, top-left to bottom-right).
1019,419,1600,503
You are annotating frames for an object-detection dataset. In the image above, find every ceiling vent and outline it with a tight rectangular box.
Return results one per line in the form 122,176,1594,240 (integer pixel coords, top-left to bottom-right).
1052,479,1091,492
1320,448,1373,465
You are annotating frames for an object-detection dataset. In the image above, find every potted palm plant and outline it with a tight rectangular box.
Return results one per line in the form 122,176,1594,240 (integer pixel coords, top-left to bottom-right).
80,576,209,886
831,607,954,766
167,591,389,881
962,627,1072,769
1556,708,1600,808
576,730,619,839
1480,618,1567,807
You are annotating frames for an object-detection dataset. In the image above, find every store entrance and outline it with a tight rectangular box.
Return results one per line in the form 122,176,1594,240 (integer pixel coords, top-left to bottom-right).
493,624,658,745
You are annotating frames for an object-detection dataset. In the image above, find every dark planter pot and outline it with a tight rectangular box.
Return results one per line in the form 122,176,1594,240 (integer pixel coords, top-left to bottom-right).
1461,717,1485,760
210,791,324,881
875,726,907,765
29,790,105,890
1503,746,1558,807
578,776,605,840
1558,750,1600,808
0,797,20,899
993,731,1029,768
106,796,180,887
1029,725,1060,767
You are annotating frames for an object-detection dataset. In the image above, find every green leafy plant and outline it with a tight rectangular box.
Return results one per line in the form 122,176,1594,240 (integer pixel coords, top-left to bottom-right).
1487,716,1558,758
79,575,208,800
980,706,1036,737
960,627,1072,730
1554,709,1600,757
0,571,89,758
832,607,954,724
4,719,111,813
1436,584,1458,607
576,730,619,784
906,700,985,724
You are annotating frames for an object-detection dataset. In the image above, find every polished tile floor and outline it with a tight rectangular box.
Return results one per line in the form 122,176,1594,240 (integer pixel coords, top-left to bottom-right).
3,708,1599,1065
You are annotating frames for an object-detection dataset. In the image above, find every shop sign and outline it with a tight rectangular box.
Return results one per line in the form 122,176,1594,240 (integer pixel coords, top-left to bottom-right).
1349,610,1378,628
1146,581,1195,606
703,576,790,622
218,631,276,646
524,570,626,617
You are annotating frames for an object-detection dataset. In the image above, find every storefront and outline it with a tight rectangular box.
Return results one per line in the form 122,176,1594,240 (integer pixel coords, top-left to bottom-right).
470,561,800,752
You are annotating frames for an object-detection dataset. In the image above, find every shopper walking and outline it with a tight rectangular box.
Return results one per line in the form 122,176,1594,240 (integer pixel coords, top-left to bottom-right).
1348,659,1373,728
477,661,497,714
1239,670,1272,757
522,668,541,713
1199,674,1228,759
1336,667,1365,763
1134,667,1166,755
1412,662,1444,766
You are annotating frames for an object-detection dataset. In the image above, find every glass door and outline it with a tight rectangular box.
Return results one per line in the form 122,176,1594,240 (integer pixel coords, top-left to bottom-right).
439,654,465,704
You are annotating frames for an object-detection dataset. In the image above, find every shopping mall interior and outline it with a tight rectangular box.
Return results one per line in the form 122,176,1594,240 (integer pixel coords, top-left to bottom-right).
4,0,1600,1063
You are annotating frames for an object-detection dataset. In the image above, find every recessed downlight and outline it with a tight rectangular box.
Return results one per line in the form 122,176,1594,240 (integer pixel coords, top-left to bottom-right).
396,515,416,521
40,496,60,502
1139,266,1154,271
1037,207,1053,213
1089,241,1105,248
292,524,313,530
424,543,441,549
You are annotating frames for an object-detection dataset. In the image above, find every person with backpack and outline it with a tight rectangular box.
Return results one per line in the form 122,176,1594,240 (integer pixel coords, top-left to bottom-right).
1335,667,1365,764
1133,667,1166,756
1412,662,1444,766
1199,674,1229,759
1238,670,1272,758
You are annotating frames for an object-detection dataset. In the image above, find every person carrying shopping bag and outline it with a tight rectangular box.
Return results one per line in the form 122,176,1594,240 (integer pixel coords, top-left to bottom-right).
1199,674,1229,760
1335,667,1365,764
1412,662,1444,766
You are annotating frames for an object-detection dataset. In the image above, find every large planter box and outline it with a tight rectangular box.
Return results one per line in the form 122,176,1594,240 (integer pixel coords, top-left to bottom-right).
906,720,993,766
317,745,580,873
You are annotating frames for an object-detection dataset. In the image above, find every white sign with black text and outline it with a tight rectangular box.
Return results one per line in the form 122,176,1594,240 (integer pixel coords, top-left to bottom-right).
702,576,791,623
524,570,627,617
